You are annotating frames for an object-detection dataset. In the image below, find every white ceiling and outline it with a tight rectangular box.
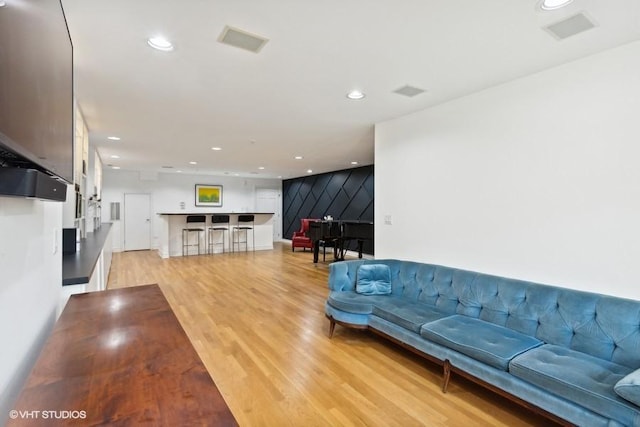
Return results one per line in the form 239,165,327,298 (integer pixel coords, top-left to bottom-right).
60,0,640,179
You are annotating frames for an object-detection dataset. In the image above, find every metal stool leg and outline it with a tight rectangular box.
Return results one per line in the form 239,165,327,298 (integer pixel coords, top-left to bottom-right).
207,228,227,254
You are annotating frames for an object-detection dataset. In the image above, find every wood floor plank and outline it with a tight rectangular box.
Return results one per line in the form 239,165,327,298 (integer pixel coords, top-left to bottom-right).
107,244,557,427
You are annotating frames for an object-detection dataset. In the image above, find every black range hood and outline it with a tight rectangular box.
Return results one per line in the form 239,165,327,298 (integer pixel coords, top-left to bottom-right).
0,167,67,202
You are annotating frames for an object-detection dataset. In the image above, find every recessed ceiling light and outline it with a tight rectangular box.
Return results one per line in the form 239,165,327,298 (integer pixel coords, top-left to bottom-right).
147,36,174,51
189,161,197,165
307,169,313,174
176,170,182,173
211,147,222,151
112,166,120,170
258,166,265,170
107,136,121,141
294,156,303,160
540,0,574,10
351,161,359,165
110,155,120,159
347,90,365,100
0,2,7,8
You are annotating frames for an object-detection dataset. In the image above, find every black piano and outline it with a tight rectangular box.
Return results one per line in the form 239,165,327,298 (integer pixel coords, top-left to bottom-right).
307,220,374,263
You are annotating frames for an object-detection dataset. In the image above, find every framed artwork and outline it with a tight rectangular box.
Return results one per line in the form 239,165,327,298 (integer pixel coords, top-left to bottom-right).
195,184,223,207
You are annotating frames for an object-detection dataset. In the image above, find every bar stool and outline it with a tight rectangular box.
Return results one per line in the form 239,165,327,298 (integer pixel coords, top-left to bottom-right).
208,214,230,254
182,215,206,256
232,214,255,252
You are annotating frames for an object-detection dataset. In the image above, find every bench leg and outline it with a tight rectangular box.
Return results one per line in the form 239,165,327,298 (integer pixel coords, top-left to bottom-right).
328,318,336,338
443,359,452,393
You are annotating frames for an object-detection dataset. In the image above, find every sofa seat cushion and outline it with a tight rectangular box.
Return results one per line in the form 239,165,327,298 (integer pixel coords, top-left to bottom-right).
372,299,451,333
510,344,638,424
327,291,390,314
420,315,543,371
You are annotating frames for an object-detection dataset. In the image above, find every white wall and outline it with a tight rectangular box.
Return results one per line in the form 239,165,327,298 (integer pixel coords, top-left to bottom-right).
101,170,282,251
61,184,77,228
375,40,640,300
0,198,63,423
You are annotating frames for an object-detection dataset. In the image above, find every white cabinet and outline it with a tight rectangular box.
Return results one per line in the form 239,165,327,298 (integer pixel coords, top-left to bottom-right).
58,226,113,316
102,229,113,287
73,104,90,238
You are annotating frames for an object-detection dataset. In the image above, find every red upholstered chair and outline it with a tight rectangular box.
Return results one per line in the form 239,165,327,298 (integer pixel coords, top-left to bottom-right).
292,218,316,252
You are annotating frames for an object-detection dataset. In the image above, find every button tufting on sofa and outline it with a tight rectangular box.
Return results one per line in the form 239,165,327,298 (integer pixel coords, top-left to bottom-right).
325,259,640,427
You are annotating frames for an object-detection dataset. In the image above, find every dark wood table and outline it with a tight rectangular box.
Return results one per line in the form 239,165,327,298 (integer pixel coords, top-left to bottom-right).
8,284,237,426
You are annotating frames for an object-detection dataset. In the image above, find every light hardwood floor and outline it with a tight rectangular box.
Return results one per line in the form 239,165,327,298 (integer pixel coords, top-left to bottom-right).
108,243,555,426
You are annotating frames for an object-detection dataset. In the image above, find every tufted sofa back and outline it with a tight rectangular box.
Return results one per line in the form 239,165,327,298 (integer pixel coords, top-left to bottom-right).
329,259,640,369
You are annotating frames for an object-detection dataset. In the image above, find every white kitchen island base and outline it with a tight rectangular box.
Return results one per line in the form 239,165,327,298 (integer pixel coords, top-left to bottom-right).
157,212,274,258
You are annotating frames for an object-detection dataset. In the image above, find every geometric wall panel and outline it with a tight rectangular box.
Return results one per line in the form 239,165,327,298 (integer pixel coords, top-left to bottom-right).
283,165,374,255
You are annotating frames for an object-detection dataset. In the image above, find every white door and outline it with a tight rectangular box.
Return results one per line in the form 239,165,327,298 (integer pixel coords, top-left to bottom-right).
256,188,281,240
124,193,151,251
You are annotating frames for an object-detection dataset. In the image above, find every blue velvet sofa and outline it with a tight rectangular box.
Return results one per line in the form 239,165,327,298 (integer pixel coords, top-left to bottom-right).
325,259,640,426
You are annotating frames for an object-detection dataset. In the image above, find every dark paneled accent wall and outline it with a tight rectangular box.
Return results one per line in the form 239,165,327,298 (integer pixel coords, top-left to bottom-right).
283,165,374,255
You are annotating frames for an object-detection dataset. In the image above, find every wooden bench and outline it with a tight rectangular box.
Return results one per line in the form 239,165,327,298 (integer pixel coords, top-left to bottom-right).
8,284,237,426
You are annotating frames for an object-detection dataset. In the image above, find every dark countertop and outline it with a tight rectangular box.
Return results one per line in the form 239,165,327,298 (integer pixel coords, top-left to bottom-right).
62,223,112,286
156,212,274,215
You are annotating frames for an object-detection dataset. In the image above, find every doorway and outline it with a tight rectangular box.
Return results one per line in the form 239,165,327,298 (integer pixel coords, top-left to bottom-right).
124,193,151,251
256,188,282,241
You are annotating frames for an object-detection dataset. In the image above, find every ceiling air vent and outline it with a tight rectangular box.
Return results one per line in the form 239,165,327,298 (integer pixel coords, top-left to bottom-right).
218,26,269,53
544,12,596,40
393,85,426,98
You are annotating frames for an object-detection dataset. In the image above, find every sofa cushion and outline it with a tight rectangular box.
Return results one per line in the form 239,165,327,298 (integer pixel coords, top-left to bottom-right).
372,299,451,333
327,291,389,314
510,344,638,424
420,315,543,371
356,264,392,295
614,368,640,407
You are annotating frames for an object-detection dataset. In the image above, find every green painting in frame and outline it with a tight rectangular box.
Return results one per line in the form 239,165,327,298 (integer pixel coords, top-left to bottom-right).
195,184,223,207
